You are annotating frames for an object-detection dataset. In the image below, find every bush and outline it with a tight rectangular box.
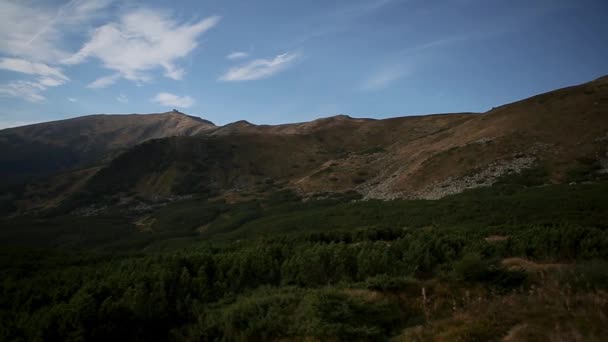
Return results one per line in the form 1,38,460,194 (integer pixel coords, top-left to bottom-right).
295,290,402,340
453,253,527,288
453,253,492,282
218,290,300,341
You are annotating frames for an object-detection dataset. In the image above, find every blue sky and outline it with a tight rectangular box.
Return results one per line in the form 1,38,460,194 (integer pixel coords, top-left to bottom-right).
0,0,607,128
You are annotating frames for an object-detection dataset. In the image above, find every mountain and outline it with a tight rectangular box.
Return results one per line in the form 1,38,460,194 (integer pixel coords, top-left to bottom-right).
0,110,215,186
3,76,608,213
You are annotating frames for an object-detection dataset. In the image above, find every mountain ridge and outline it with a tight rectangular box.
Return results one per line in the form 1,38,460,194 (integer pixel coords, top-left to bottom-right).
0,110,216,186
3,75,608,213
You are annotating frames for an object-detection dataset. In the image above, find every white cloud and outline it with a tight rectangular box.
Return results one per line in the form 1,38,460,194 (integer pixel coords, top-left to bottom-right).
359,64,410,91
65,9,220,85
38,77,66,87
68,97,77,102
0,80,47,102
333,0,393,19
163,63,185,80
226,52,249,60
0,1,112,102
0,0,114,62
0,76,67,102
0,58,68,102
87,73,121,89
0,58,68,80
219,52,299,82
152,92,194,108
0,3,219,101
116,94,128,103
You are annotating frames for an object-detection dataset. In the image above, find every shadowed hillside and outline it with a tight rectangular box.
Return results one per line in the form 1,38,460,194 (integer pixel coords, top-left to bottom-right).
2,76,608,214
0,110,215,186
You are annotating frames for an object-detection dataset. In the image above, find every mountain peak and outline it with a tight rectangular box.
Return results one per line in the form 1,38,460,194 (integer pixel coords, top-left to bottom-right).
333,114,353,119
317,114,353,121
313,114,375,123
228,120,255,126
161,110,215,126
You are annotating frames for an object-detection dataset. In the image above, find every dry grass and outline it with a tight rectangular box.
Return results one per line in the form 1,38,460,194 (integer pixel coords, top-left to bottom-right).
501,257,571,272
393,267,608,342
342,288,385,302
485,235,510,243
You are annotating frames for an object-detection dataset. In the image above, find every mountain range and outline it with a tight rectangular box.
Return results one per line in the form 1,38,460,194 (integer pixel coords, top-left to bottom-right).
2,75,608,213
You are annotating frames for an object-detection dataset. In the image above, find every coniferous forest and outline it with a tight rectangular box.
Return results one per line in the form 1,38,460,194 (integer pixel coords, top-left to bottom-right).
2,175,608,341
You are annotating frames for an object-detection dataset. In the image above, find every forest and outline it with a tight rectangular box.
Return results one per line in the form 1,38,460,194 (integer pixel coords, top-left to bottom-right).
2,176,608,341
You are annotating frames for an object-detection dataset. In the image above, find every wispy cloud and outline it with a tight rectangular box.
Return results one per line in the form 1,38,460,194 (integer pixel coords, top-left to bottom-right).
332,0,394,19
404,32,493,55
0,80,47,102
0,1,113,101
219,52,299,82
116,94,128,103
359,64,410,91
64,9,220,86
0,58,68,80
358,29,496,92
227,52,249,60
68,97,77,102
87,73,121,89
0,58,69,102
152,92,194,108
287,0,395,48
0,0,114,62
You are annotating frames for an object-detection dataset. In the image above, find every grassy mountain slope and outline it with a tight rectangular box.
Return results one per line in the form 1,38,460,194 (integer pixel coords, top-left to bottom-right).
50,75,608,211
0,110,215,187
2,75,607,214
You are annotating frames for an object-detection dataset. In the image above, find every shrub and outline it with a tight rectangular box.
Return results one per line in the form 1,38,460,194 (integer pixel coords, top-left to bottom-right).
295,290,402,340
453,253,527,288
453,253,492,282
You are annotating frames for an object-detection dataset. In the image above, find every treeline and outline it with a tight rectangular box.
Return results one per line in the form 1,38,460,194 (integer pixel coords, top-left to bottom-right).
3,180,608,251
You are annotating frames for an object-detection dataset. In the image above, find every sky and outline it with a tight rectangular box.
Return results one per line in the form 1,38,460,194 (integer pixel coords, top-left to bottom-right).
0,0,607,128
